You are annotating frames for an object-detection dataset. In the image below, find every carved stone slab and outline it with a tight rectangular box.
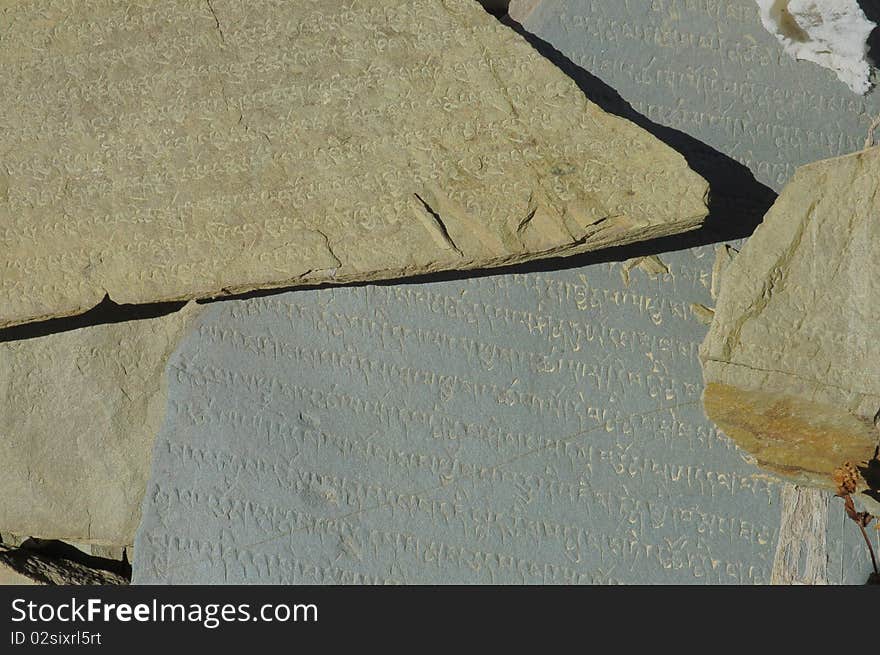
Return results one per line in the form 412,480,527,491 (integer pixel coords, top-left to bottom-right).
132,249,864,585
0,0,708,329
0,304,200,546
701,146,880,489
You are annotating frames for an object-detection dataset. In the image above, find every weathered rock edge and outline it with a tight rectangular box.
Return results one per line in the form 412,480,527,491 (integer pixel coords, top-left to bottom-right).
701,146,880,493
0,304,201,546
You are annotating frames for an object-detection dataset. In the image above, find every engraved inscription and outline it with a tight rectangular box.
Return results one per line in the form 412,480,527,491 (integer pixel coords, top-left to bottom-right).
0,0,708,328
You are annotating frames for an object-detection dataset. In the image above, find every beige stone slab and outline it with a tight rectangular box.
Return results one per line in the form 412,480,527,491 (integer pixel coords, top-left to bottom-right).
0,0,708,329
0,303,200,546
700,146,880,490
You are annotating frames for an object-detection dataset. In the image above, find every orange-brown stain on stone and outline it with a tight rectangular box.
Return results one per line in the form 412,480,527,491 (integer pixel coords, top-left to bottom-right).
703,382,879,489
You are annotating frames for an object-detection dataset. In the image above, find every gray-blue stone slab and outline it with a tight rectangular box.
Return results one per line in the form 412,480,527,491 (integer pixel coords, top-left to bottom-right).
133,249,870,583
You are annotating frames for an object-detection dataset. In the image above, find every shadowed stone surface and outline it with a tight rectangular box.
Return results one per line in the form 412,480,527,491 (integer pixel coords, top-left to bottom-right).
0,545,127,586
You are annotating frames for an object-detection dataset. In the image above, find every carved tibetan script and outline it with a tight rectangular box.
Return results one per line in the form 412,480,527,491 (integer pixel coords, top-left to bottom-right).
0,0,709,328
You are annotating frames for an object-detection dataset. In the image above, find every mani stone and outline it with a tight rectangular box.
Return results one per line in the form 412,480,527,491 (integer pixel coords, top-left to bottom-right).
133,247,872,584
130,249,789,584
0,303,200,546
700,146,880,490
0,0,709,329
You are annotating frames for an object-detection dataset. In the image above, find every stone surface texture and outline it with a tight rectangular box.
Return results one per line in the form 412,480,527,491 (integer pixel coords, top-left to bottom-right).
0,0,708,329
701,147,880,489
0,304,200,546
